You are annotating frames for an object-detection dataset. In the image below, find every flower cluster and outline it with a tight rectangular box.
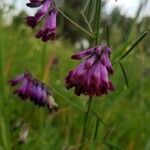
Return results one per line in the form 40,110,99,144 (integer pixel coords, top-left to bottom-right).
9,72,58,112
26,0,57,42
66,45,115,97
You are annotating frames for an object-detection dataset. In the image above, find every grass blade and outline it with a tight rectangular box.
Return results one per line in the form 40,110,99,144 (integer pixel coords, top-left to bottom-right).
90,109,106,128
119,31,148,61
95,0,101,44
119,62,129,88
92,117,100,142
0,35,6,104
0,116,10,150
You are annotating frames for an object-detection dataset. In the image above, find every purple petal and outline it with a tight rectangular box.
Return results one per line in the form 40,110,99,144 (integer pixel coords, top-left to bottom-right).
15,79,29,100
108,81,115,91
101,53,113,74
26,16,38,28
35,0,51,18
99,62,109,83
71,47,95,60
36,85,44,105
90,65,101,95
9,74,25,86
35,10,57,42
30,84,38,102
84,55,96,69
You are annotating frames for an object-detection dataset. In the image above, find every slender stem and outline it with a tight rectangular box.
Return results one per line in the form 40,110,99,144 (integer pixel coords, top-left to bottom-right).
52,87,84,111
81,97,92,145
95,0,101,45
56,6,93,38
80,1,101,148
80,11,93,34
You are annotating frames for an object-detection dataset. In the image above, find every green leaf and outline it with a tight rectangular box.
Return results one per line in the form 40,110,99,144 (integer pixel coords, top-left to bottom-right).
119,62,129,88
119,31,148,61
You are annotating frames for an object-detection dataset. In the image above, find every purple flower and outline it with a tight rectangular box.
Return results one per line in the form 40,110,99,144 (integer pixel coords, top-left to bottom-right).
65,45,115,97
9,72,58,112
36,9,57,42
26,0,57,42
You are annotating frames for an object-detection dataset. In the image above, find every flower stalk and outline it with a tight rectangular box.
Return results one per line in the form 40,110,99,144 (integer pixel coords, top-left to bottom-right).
81,97,92,144
80,0,102,147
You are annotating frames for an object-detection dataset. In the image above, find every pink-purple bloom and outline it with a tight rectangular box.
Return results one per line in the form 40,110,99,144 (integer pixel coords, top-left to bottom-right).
66,45,115,97
9,72,58,112
26,0,57,42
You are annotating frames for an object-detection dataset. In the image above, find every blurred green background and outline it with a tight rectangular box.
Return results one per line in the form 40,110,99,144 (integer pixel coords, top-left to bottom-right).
0,0,150,149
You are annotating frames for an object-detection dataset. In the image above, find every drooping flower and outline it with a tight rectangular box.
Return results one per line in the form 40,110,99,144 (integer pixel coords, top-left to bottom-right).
9,72,58,112
65,45,115,97
36,9,57,42
26,0,57,42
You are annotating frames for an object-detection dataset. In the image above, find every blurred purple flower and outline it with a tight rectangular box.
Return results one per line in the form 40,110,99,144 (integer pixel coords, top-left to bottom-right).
66,45,115,97
35,9,57,42
26,0,57,42
9,72,58,112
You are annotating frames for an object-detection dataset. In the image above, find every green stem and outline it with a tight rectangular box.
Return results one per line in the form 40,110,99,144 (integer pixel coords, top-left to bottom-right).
81,98,92,145
52,87,84,111
95,0,101,45
80,11,93,33
56,5,93,38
